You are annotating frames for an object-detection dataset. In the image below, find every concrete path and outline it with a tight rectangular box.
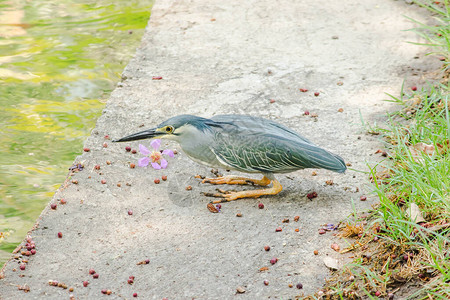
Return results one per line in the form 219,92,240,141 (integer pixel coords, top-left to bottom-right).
0,0,439,299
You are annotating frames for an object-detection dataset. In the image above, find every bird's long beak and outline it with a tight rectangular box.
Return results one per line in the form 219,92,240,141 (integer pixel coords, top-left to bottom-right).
112,128,161,142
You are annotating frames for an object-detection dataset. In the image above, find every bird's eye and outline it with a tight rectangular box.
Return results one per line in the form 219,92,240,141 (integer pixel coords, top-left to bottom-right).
165,126,173,133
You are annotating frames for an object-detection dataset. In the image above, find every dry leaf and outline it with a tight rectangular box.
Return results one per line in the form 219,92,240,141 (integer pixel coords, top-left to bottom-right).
406,203,426,223
409,142,435,163
323,257,340,270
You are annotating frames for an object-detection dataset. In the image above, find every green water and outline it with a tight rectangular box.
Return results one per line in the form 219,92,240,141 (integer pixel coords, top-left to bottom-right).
0,0,152,265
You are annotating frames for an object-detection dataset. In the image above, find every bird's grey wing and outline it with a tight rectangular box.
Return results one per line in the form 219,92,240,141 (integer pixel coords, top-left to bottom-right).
210,130,345,173
210,114,314,145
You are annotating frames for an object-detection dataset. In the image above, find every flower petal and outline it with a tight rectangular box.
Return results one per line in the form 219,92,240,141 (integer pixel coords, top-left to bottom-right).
150,139,161,150
162,149,174,158
138,157,150,167
160,158,168,169
151,162,161,170
139,144,151,155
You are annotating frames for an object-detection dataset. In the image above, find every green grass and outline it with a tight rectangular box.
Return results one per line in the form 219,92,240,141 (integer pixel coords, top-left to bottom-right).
308,1,450,299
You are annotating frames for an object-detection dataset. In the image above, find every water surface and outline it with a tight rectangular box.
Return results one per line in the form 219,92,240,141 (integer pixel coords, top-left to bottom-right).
0,0,153,265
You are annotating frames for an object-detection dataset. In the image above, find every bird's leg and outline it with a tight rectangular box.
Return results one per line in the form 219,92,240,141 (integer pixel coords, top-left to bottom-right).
201,175,271,186
210,179,282,203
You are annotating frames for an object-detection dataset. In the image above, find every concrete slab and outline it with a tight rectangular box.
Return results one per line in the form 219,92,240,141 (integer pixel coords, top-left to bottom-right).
0,0,440,299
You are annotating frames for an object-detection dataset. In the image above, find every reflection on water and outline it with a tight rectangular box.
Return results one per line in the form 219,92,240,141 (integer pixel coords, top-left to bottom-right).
0,0,152,265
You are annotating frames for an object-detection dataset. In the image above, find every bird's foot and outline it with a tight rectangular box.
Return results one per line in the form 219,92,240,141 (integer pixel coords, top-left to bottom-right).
205,180,282,203
200,175,271,186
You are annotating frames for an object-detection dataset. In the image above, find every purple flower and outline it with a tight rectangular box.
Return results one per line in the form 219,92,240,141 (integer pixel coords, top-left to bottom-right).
138,139,174,169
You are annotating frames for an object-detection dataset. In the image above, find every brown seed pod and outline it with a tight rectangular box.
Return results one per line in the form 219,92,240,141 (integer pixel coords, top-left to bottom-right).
207,203,219,213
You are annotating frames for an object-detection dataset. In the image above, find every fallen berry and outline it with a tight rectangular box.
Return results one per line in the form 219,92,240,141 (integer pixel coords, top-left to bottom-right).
31,249,36,255
69,287,74,292
94,165,100,170
19,264,26,270
57,232,63,238
107,290,112,295
375,291,381,297
360,195,367,201
318,229,326,235
101,289,107,294
236,213,242,217
411,86,417,91
294,228,299,232
103,143,108,148
258,203,264,209
161,175,167,181
264,245,270,251
314,92,320,97
314,250,319,255
128,279,134,285
130,163,135,169
145,259,150,264
294,216,300,222
131,149,137,154
296,283,303,289
331,243,340,251
83,148,90,152
101,179,106,184
60,199,67,204
125,146,131,152
338,108,344,112
89,269,95,275
270,258,278,265
304,111,310,115
104,135,110,139
133,293,138,297
83,281,89,287
129,276,135,280
288,283,293,288
51,203,57,210
106,160,111,165
299,88,308,92
128,210,133,216
154,179,160,184
93,273,99,279
275,227,282,232
307,192,318,199
263,280,269,286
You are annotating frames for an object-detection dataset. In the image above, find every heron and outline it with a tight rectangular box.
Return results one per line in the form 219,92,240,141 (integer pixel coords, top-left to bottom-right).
113,114,346,203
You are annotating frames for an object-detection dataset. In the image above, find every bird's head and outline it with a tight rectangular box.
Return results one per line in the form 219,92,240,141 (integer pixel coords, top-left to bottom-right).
113,114,214,143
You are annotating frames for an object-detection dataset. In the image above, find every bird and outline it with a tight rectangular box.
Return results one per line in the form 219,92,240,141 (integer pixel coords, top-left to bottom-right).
113,114,346,203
